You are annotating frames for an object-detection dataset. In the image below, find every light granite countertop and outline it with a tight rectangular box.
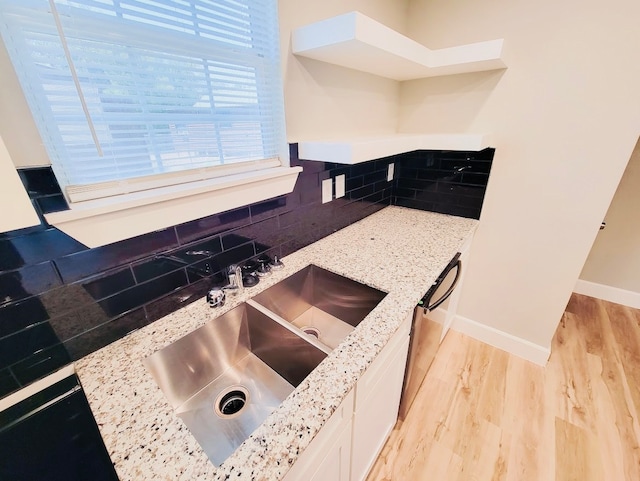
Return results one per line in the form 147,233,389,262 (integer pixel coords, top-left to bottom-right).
75,206,477,481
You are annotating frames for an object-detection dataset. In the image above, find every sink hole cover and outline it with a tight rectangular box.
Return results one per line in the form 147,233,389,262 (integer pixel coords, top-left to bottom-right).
214,386,249,418
302,326,320,339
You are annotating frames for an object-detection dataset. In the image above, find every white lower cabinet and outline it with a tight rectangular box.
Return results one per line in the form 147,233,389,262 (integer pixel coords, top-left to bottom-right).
283,389,354,481
283,315,411,481
307,419,353,481
350,317,411,481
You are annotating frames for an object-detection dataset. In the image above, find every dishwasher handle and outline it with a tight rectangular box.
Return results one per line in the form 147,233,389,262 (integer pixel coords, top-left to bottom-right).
425,258,462,312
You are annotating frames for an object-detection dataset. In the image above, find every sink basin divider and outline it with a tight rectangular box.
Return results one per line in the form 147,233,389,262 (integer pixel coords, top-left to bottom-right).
246,299,333,355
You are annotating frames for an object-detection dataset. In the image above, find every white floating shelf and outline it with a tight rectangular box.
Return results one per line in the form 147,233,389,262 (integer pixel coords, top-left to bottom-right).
292,12,506,81
298,134,493,165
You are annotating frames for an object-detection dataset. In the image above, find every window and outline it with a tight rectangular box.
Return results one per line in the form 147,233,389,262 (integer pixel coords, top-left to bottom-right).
0,0,287,203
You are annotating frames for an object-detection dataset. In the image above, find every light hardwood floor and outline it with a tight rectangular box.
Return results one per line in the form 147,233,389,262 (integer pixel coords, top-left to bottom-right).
367,294,640,481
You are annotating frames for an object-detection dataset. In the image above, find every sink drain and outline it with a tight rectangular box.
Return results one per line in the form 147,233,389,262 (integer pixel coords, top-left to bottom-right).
214,386,249,418
302,326,320,339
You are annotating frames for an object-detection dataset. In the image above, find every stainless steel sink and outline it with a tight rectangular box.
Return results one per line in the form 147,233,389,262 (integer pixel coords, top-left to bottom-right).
143,302,326,466
144,264,385,466
251,265,387,350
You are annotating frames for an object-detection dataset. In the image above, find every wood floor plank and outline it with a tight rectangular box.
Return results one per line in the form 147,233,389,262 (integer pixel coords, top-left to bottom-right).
455,419,503,481
546,311,597,431
502,357,554,481
585,352,628,481
437,341,492,452
489,431,510,481
568,294,607,356
604,302,640,418
555,417,604,481
587,298,640,480
366,295,640,481
439,342,506,481
417,441,462,481
476,349,509,426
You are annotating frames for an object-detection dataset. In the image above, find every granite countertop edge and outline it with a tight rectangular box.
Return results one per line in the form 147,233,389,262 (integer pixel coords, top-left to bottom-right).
75,206,478,481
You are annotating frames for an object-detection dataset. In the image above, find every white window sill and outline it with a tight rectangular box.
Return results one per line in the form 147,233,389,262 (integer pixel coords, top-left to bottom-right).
45,166,302,248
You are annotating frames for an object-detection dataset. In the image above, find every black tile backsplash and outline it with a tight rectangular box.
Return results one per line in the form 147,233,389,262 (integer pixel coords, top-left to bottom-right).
204,243,257,280
143,277,214,325
250,195,298,223
55,228,179,283
17,167,70,219
49,303,118,343
18,167,62,197
131,258,185,285
1,144,491,399
0,367,19,398
0,262,62,307
176,206,251,245
62,308,147,360
0,321,63,367
297,171,323,205
0,228,85,272
81,267,136,301
35,194,70,214
99,270,188,318
11,343,71,386
394,148,495,219
0,296,49,339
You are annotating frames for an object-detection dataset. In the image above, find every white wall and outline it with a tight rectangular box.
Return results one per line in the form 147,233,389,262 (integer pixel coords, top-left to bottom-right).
579,138,640,294
0,40,49,167
0,135,41,230
1,1,408,165
278,0,407,142
401,0,640,350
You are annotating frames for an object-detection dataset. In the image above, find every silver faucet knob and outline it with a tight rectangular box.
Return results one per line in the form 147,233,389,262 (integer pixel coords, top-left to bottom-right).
269,256,284,270
206,288,225,308
224,265,244,294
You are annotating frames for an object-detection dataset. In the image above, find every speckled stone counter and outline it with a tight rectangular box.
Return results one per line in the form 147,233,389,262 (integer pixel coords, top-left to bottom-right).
75,206,477,481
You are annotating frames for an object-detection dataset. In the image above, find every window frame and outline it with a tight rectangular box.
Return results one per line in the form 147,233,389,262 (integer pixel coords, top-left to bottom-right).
0,0,299,247
1,0,291,203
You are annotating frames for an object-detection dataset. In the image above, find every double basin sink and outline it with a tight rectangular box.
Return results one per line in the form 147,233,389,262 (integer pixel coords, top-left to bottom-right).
143,265,386,466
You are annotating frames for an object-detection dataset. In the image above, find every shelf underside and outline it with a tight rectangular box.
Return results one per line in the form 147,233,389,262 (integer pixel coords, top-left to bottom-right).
298,135,493,164
292,12,506,81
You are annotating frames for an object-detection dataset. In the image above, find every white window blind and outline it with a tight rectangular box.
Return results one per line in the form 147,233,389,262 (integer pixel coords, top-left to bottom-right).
0,0,287,202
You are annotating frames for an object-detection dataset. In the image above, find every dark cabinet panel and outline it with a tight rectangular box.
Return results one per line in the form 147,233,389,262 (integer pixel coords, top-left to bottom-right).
0,373,119,481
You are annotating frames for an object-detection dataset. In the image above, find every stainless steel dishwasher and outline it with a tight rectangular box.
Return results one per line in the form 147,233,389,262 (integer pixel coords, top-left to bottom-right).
398,252,462,420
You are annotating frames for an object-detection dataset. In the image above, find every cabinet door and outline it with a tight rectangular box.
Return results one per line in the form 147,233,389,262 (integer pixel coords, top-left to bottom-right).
308,420,352,481
283,389,354,481
351,336,410,481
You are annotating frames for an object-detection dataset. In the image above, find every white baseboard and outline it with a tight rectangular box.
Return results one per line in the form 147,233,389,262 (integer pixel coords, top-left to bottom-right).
451,315,551,366
574,279,640,309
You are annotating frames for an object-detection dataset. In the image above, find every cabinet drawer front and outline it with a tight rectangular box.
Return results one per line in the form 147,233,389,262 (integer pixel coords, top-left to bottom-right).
355,314,411,412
